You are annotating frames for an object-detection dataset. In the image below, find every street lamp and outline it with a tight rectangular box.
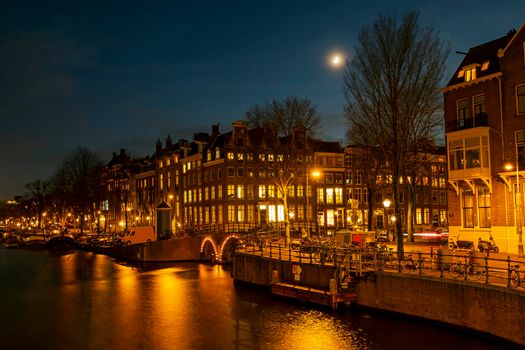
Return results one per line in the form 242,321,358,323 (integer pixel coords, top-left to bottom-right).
306,169,321,238
383,198,391,242
505,161,524,257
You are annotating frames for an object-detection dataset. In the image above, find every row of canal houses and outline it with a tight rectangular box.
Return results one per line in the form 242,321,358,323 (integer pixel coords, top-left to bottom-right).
103,23,525,254
103,121,448,239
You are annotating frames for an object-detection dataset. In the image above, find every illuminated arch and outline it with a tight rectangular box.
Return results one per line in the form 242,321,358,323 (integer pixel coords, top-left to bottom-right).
219,234,239,262
200,236,218,260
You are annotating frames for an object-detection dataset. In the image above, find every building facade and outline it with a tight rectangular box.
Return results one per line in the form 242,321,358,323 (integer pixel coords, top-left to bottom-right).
443,25,525,254
102,121,448,237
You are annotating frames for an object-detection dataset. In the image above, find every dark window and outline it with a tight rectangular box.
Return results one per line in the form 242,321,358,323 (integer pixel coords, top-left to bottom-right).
457,99,470,128
473,94,486,116
517,84,525,115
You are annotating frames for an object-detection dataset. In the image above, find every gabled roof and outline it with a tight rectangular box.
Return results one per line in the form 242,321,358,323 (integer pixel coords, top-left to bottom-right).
447,30,515,87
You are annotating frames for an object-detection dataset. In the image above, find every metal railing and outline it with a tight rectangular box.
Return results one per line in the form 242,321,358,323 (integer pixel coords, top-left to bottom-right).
236,240,525,290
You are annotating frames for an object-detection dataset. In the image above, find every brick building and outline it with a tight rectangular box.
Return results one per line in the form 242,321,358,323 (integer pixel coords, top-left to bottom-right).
443,25,525,254
102,120,448,237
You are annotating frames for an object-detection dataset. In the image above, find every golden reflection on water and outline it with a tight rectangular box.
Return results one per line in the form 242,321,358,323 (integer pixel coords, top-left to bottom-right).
258,310,367,350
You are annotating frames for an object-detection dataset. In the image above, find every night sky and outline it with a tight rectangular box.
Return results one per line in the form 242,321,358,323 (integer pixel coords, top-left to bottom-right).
1,0,524,199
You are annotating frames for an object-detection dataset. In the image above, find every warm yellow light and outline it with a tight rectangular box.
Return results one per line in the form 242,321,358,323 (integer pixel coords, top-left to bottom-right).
168,194,174,200
391,216,397,223
383,198,391,208
311,170,321,178
119,220,125,227
289,212,295,219
505,163,514,171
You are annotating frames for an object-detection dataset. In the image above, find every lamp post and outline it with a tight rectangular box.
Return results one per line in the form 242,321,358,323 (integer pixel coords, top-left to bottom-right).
306,169,320,238
383,198,391,242
506,161,524,257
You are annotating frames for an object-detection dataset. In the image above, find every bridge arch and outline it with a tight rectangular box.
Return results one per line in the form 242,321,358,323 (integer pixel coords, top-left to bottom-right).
219,234,239,263
200,236,218,262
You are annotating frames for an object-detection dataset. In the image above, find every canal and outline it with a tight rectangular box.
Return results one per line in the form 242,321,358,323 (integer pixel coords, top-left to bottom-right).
0,248,514,350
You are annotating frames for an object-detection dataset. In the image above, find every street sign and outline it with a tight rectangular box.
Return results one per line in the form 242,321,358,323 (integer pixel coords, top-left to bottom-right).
292,264,302,281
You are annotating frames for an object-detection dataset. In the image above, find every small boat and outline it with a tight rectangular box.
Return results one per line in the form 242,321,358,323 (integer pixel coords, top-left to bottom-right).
21,235,47,250
3,235,21,249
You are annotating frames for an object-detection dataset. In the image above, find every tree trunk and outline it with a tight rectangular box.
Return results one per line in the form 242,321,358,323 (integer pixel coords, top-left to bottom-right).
283,195,290,246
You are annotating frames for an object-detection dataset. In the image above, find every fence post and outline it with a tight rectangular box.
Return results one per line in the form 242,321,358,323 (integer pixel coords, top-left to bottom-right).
439,249,443,278
269,243,272,259
288,244,291,261
464,254,468,280
485,256,489,286
418,251,422,275
507,256,511,288
279,244,282,260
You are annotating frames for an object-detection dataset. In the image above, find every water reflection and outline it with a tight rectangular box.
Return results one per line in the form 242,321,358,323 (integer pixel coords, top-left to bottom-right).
0,249,515,350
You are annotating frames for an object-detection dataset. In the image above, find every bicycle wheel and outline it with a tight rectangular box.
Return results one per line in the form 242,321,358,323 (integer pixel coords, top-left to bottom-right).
449,263,462,278
510,270,521,288
467,265,482,281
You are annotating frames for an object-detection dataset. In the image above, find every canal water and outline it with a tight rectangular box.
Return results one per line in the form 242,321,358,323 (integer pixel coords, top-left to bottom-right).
0,248,516,350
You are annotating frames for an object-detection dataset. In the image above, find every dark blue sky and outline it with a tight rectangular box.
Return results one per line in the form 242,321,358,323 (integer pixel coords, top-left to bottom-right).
1,0,524,199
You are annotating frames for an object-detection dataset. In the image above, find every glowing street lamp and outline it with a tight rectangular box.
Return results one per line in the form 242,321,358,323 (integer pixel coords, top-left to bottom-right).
505,161,524,257
306,169,321,237
383,198,391,242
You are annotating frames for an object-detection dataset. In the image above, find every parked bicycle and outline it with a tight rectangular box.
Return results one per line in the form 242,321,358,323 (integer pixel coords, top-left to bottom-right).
510,264,524,288
400,251,424,272
449,252,484,280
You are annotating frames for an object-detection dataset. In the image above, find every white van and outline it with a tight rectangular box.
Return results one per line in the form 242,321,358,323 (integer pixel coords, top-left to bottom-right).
121,226,156,245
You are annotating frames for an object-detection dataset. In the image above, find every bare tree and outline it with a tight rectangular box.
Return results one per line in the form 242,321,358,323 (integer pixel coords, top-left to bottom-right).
61,147,104,234
25,179,49,230
245,97,321,245
344,12,449,256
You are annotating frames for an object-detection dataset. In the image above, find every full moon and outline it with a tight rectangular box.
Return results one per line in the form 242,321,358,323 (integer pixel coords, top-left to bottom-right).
328,52,345,69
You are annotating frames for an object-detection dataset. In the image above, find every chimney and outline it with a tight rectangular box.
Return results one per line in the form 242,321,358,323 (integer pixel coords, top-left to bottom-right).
166,135,173,148
212,124,220,136
156,139,162,153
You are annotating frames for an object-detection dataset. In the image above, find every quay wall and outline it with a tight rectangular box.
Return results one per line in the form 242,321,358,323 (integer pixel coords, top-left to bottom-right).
233,254,525,346
233,254,337,290
141,237,201,261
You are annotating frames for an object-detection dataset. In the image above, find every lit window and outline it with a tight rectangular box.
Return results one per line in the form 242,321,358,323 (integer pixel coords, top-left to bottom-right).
227,152,234,160
335,188,343,204
227,185,235,197
465,67,476,82
237,153,243,161
237,185,244,199
237,205,245,222
462,189,474,228
268,185,275,198
481,61,489,71
457,70,464,78
258,185,266,198
326,188,334,203
478,187,491,228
